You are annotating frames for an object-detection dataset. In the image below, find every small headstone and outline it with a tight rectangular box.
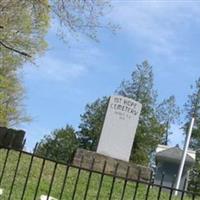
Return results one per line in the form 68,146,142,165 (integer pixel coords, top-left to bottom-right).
0,127,25,150
0,127,7,146
97,95,142,162
40,195,57,200
0,188,3,196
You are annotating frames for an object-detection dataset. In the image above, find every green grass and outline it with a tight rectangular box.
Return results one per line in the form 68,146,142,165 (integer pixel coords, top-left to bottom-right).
0,149,199,200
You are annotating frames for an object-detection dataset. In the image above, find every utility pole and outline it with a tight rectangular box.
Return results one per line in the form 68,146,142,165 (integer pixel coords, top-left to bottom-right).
174,117,195,196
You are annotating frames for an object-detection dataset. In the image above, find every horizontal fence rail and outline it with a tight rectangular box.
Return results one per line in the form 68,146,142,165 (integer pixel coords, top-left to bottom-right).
0,141,200,199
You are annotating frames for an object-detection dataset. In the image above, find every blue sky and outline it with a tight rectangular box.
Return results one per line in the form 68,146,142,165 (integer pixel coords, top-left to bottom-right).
19,1,200,150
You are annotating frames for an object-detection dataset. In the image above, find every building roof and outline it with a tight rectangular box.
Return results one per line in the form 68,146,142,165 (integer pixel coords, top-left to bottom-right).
156,146,195,165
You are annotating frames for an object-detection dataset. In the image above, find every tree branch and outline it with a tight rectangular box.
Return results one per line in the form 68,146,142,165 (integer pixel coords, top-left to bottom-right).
0,41,31,58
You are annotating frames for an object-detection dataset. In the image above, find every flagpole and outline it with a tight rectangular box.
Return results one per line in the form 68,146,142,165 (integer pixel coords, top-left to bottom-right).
174,117,195,196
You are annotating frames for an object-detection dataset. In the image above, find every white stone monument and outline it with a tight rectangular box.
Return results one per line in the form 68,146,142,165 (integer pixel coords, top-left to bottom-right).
0,188,3,196
40,195,57,200
97,95,142,162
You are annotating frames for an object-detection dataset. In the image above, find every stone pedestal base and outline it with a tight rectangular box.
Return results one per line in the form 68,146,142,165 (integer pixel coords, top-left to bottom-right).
73,148,152,182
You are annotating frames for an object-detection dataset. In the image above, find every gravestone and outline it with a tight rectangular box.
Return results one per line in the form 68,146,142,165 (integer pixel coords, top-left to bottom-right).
97,95,142,161
73,95,146,180
0,127,7,143
0,127,25,150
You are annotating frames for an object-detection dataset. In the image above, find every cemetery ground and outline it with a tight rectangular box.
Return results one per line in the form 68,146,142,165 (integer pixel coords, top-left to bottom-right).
0,149,199,200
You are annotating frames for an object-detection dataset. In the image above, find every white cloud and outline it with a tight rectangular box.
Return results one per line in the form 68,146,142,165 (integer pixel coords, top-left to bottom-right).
24,42,104,82
24,57,87,82
41,58,86,81
110,1,200,58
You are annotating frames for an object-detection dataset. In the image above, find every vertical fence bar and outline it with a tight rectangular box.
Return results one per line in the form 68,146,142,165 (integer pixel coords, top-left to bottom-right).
71,155,84,200
0,134,15,186
96,160,107,200
83,158,95,200
145,171,153,200
47,162,58,200
132,168,141,200
180,178,187,200
192,182,198,200
33,147,49,200
0,147,10,186
47,134,59,199
33,159,45,200
21,143,38,200
8,139,26,200
120,166,130,200
157,173,165,200
47,133,59,200
59,165,70,200
108,163,119,200
168,176,176,200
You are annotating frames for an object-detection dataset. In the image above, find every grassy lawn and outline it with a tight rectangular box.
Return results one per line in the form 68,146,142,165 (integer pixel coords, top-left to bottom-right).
0,149,199,200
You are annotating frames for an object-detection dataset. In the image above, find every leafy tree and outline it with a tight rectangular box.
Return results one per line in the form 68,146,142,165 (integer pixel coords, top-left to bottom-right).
0,68,28,127
78,97,109,151
156,96,180,145
0,0,115,126
184,78,200,192
117,61,165,165
36,125,79,163
1,0,49,59
50,0,117,42
0,54,30,126
184,78,200,149
78,61,179,165
0,0,49,126
1,0,115,57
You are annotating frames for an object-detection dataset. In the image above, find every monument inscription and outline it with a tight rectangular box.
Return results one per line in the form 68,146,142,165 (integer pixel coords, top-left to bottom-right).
97,95,142,162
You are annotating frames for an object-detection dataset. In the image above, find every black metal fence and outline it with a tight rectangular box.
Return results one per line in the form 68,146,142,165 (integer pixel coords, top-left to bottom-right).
0,142,200,199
